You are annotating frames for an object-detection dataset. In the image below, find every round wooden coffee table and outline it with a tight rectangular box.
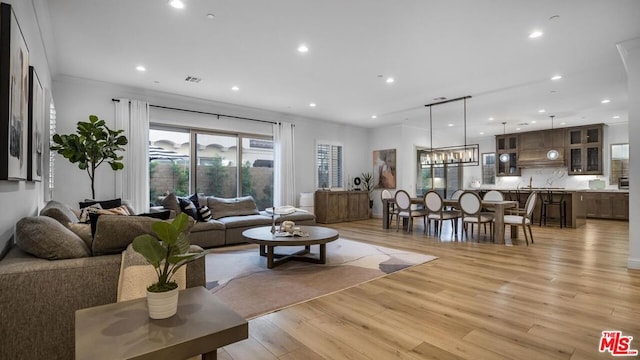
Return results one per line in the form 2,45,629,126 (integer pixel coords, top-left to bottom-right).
242,226,339,269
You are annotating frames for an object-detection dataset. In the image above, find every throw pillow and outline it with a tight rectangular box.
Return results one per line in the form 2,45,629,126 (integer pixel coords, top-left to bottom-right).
136,210,171,220
15,216,91,260
79,198,122,210
198,206,212,222
88,205,132,238
188,193,200,209
160,193,181,215
67,223,93,249
79,203,103,223
178,197,199,221
39,200,80,224
207,196,259,219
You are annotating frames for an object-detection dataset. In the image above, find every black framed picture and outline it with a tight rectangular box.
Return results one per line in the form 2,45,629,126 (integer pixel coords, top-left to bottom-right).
0,2,30,181
28,66,43,181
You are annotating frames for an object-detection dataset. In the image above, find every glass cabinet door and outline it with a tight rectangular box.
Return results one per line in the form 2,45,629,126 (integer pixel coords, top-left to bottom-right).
569,130,582,145
586,128,599,143
586,146,599,172
570,148,582,173
497,153,518,175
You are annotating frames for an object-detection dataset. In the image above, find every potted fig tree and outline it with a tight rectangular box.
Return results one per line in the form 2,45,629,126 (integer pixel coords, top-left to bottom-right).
132,213,209,319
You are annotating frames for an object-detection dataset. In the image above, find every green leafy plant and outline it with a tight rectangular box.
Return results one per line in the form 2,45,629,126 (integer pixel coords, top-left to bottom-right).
50,115,128,199
132,213,209,292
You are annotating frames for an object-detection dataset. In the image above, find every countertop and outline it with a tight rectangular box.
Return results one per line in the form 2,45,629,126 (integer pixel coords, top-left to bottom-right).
468,187,629,193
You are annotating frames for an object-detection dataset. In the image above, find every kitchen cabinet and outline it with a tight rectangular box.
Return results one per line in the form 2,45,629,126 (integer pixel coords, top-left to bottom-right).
583,191,628,220
314,190,369,223
496,134,520,176
567,125,603,175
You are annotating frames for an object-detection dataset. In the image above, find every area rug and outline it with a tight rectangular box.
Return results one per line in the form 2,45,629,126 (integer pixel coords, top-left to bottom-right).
205,238,437,319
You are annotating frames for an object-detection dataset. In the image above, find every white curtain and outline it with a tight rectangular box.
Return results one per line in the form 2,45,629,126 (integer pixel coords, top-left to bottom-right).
115,99,150,213
273,122,295,207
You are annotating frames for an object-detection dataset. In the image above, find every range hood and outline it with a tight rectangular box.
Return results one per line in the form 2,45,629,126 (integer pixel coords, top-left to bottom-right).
517,147,566,168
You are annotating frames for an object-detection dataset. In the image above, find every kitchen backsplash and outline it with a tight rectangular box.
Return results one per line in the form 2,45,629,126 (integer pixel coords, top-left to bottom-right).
484,167,615,189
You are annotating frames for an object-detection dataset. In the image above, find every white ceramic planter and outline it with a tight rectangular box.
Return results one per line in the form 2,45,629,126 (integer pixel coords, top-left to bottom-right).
146,287,179,319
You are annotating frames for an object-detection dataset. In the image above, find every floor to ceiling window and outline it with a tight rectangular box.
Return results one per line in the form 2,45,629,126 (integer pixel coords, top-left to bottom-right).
149,126,274,210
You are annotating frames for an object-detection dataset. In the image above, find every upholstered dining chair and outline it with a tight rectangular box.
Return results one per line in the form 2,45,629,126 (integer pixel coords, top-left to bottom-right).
446,189,464,211
503,191,538,245
394,190,427,233
424,190,460,237
381,189,397,228
459,191,494,241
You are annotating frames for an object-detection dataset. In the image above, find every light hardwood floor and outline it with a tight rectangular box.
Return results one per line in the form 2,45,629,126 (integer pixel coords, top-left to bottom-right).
218,218,638,360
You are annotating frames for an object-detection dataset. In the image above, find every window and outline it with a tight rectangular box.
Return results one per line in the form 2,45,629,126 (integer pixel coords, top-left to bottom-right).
482,153,496,185
149,126,274,210
316,143,343,189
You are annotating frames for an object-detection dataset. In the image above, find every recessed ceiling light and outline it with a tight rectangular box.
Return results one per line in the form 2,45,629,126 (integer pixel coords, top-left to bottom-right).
448,123,454,127
297,44,309,53
169,0,184,9
516,127,521,131
488,117,494,121
136,65,146,72
551,75,562,81
531,120,537,124
479,132,485,135
529,30,543,39
309,103,316,107
538,109,546,113
613,115,620,119
386,77,395,84
371,115,377,119
560,122,566,125
231,86,239,91
601,99,610,104
206,13,215,19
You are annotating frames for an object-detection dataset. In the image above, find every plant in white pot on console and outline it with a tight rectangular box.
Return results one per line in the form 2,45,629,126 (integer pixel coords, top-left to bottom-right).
132,213,208,319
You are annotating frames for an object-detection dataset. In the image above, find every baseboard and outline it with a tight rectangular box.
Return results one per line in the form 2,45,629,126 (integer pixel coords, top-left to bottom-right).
627,257,640,270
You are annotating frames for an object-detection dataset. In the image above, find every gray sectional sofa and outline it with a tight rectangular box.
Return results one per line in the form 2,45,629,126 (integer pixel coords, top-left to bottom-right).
159,193,316,248
0,201,205,360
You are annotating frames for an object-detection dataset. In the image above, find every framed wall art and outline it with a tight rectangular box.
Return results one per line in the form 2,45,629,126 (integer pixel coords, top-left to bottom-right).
373,148,396,189
0,3,30,180
28,66,44,181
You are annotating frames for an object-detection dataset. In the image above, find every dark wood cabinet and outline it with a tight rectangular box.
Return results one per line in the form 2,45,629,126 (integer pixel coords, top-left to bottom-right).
567,125,603,175
583,191,628,220
314,191,369,223
496,134,519,176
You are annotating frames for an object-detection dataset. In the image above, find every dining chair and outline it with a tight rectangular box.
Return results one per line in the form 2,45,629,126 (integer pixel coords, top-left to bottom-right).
381,189,397,228
394,190,427,233
447,189,464,211
459,191,494,241
503,191,538,245
480,190,503,233
424,190,460,237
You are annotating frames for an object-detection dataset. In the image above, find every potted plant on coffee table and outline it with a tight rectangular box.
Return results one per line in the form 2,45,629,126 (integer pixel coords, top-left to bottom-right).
132,213,208,319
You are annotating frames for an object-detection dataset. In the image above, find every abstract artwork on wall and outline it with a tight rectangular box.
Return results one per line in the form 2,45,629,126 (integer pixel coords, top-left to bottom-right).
373,148,396,189
28,66,44,181
0,3,30,181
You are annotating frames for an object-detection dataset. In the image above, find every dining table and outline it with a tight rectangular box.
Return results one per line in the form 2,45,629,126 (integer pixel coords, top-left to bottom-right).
382,197,518,244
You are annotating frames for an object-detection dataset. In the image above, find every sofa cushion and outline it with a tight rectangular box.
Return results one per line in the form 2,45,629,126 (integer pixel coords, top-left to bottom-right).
15,216,91,260
92,215,161,255
190,219,225,232
67,223,93,249
217,214,271,229
207,196,260,219
40,200,80,225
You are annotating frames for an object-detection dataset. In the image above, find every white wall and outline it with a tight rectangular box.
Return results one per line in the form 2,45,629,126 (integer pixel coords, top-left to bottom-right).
51,76,369,209
0,1,53,252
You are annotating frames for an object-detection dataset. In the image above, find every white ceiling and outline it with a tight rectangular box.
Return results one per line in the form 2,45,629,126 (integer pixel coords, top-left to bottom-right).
43,0,640,138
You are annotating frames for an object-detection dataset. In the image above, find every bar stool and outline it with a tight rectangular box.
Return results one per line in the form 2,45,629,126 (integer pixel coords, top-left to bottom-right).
538,191,567,228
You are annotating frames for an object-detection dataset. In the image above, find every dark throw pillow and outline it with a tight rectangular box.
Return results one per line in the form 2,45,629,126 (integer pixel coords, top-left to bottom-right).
137,210,171,220
79,198,122,210
178,197,199,221
188,193,201,209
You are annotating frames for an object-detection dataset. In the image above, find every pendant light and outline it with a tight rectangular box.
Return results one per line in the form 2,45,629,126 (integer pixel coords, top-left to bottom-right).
546,115,559,160
499,122,510,163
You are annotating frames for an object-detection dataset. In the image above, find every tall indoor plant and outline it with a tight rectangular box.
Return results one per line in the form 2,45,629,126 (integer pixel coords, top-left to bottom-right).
50,115,128,199
361,172,374,210
132,213,209,319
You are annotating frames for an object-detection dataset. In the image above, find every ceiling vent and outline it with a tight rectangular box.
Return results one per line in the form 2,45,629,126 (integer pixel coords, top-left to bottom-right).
184,76,203,83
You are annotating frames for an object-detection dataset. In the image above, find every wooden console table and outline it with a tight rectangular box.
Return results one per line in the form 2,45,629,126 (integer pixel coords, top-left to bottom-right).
75,287,248,360
315,190,369,223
